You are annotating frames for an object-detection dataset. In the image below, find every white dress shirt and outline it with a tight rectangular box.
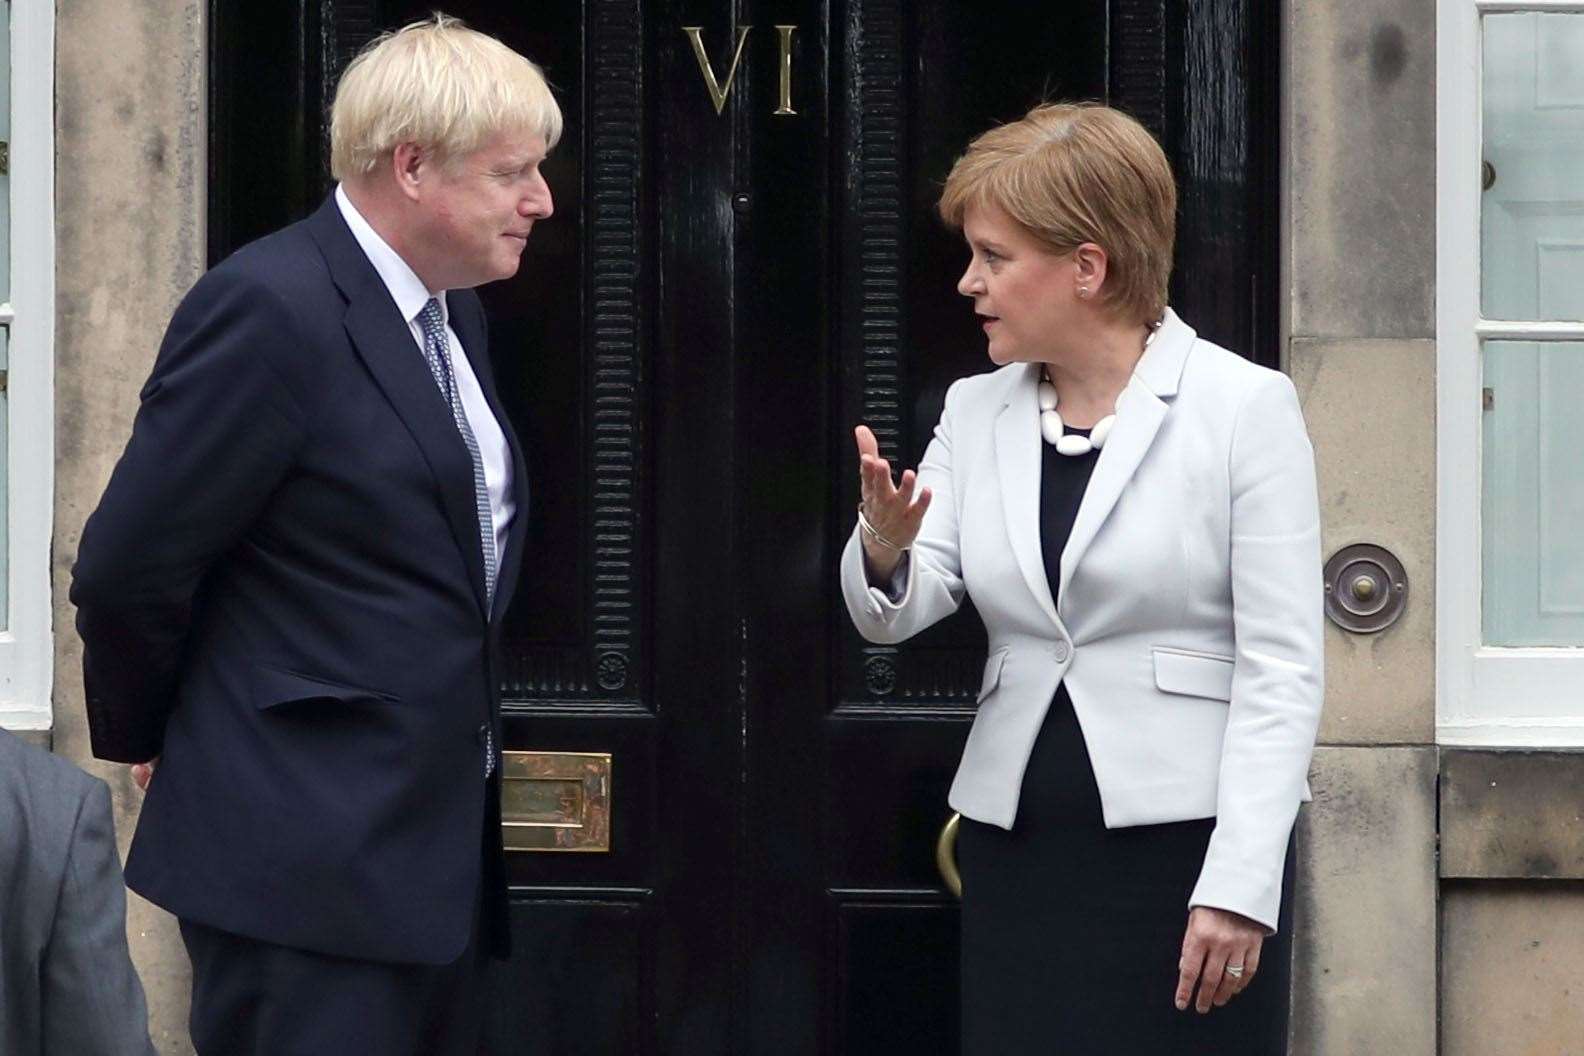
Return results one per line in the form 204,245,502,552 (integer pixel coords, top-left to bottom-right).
335,185,516,584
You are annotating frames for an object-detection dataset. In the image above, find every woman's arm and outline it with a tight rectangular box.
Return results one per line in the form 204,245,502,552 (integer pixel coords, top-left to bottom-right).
1173,368,1323,1013
1190,370,1324,930
840,379,969,644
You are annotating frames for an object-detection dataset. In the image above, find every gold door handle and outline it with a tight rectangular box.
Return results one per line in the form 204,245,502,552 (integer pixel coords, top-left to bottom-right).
935,812,962,898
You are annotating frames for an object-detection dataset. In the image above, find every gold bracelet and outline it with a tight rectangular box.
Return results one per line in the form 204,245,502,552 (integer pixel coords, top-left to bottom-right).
857,504,908,552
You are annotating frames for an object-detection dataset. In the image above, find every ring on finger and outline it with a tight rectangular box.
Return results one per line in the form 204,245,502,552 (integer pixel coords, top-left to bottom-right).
1225,963,1245,979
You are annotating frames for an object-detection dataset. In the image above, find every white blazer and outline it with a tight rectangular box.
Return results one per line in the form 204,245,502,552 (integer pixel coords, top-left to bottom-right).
841,309,1323,931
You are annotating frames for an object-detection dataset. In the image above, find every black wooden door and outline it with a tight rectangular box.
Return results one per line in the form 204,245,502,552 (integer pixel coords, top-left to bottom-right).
208,2,1275,1052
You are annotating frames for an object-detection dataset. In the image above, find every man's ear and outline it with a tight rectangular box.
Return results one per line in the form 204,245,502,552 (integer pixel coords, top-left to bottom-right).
392,142,426,201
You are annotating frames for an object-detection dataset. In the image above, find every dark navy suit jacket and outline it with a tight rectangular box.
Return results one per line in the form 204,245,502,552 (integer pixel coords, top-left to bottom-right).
71,196,529,965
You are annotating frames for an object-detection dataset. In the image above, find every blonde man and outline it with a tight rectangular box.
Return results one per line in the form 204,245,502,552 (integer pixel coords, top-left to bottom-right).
72,15,559,1053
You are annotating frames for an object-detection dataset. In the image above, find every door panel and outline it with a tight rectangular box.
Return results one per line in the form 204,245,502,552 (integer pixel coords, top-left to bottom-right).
745,5,1111,1050
207,1,1277,1052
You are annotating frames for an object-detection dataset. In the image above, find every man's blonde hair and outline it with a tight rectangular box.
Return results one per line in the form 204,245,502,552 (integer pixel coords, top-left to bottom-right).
938,103,1177,324
330,13,563,180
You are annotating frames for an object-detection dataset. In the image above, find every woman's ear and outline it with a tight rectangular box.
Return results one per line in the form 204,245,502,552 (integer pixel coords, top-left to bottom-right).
1072,242,1109,297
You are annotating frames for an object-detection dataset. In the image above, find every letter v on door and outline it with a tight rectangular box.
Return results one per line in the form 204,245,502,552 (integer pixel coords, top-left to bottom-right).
683,26,799,116
683,26,753,116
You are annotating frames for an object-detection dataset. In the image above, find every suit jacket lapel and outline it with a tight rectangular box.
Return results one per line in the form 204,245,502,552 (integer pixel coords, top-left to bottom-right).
449,290,532,624
1057,378,1167,606
449,291,503,415
307,198,491,619
491,452,530,624
995,363,1060,628
1057,309,1196,606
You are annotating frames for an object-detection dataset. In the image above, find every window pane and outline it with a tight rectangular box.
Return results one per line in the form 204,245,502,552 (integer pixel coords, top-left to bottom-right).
1482,341,1584,645
1481,13,1584,321
1,2,10,304
1,4,9,628
0,326,8,630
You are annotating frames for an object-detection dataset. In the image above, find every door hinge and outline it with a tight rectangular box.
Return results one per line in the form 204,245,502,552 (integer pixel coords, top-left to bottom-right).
0,369,8,394
1483,387,1494,411
0,141,8,177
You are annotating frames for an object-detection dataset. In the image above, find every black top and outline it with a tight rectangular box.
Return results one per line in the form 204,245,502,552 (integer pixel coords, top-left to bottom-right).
1037,425,1100,606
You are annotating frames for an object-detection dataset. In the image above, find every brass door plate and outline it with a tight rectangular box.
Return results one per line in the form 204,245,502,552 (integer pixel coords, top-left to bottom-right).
500,751,611,852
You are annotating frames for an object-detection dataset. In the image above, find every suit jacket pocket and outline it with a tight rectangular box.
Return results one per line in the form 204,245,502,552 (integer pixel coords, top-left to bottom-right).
250,664,401,711
977,647,1010,704
1151,647,1235,702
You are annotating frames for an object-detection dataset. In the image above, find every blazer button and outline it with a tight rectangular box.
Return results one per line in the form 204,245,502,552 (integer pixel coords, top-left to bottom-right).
1053,640,1071,663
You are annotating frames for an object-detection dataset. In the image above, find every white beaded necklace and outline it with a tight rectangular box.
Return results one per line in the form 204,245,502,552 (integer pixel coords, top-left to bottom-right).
1038,319,1162,457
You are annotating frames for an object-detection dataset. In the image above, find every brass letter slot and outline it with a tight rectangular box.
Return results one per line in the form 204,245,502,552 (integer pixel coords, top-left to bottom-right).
500,751,611,852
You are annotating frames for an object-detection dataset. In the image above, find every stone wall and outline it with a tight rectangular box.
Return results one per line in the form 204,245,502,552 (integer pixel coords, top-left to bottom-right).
1284,0,1440,1052
52,2,206,1052
1286,2,1584,1053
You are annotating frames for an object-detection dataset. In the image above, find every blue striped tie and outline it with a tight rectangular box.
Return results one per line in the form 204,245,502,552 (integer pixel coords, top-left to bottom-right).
416,298,498,779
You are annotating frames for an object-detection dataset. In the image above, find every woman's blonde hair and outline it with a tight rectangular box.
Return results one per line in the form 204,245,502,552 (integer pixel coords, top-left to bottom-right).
330,13,563,180
938,102,1177,324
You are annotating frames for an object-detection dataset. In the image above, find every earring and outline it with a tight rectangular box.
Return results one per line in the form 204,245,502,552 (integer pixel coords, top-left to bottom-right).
1077,286,1090,299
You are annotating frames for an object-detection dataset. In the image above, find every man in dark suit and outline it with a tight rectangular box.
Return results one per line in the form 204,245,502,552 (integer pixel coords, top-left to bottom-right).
70,15,558,1053
0,728,155,1056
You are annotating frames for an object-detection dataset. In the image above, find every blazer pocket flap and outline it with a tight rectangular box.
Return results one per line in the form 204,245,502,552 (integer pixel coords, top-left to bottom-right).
977,648,1010,703
250,665,399,710
1152,648,1235,702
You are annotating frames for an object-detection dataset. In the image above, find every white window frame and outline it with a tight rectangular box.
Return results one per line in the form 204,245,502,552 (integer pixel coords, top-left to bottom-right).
0,0,54,731
1438,0,1584,746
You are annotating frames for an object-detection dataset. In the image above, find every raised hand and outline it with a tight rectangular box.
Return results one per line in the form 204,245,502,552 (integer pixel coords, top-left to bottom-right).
855,424,932,580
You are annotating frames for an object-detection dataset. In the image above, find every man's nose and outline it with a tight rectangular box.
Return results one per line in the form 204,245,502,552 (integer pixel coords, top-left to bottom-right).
522,175,554,220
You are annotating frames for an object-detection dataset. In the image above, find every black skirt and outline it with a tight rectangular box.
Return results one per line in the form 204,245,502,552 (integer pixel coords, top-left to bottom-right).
955,422,1294,1054
957,685,1294,1054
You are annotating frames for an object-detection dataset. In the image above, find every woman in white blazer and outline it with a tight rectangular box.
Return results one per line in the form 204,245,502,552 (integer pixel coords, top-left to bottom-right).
843,103,1322,1053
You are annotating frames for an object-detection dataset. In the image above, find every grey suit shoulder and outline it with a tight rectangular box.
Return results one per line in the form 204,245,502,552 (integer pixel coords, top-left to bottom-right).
0,730,156,1056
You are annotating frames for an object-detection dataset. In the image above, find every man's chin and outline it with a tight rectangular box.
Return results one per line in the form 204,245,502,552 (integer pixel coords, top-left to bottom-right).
485,257,524,284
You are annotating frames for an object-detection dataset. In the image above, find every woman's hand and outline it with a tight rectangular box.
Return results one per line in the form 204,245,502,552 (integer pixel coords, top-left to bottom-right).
1174,907,1265,1013
854,424,932,581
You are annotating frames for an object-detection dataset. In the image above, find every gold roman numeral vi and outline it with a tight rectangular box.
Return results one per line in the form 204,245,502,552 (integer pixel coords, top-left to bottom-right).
682,25,799,116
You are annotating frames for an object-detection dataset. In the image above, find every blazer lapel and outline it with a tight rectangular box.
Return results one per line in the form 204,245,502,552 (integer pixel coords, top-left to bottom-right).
449,292,505,418
995,363,1060,627
491,453,530,624
450,291,532,624
1057,379,1167,606
307,199,491,618
1057,309,1196,606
